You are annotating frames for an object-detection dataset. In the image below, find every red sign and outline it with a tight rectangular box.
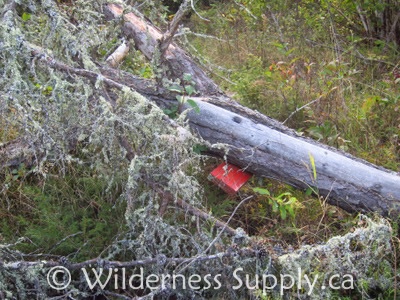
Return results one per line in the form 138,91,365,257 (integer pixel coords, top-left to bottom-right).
209,163,252,194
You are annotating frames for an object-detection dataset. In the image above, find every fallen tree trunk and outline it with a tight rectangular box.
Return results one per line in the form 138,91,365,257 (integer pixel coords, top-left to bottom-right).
103,3,400,217
2,5,399,217
187,98,400,216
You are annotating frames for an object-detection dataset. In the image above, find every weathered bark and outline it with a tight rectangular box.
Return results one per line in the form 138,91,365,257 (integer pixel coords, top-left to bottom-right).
104,3,222,95
103,3,400,217
186,98,400,216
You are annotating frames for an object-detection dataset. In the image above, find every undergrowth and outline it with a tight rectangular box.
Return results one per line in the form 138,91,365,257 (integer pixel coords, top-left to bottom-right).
187,0,400,171
0,166,127,262
184,1,399,297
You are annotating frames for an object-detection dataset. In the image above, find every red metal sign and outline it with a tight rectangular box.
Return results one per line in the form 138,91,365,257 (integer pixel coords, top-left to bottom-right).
209,163,252,194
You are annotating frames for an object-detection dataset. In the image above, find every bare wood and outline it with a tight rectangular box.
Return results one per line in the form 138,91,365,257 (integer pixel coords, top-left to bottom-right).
105,40,130,67
104,3,222,95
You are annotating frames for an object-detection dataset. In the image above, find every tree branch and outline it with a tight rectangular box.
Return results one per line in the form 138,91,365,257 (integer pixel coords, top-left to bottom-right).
105,40,130,67
159,0,191,56
1,247,257,271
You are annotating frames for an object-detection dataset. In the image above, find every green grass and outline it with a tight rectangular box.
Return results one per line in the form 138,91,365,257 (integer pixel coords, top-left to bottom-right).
0,166,128,262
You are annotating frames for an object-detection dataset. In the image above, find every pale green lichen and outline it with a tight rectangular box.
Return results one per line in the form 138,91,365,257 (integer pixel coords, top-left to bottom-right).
277,215,393,299
1,1,218,296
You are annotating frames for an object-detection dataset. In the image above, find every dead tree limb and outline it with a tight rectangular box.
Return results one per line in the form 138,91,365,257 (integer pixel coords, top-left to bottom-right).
25,43,238,236
104,3,222,95
102,4,400,217
159,0,191,56
1,247,257,273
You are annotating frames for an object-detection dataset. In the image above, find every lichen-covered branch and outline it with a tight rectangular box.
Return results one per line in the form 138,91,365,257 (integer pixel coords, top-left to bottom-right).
0,216,394,299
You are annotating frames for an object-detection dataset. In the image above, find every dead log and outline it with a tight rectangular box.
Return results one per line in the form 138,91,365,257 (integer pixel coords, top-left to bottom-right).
103,3,400,217
186,98,400,216
103,3,222,95
2,5,399,217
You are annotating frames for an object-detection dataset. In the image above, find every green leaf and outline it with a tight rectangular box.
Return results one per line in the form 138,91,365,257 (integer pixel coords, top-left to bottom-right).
276,192,291,200
43,86,53,96
185,85,196,96
279,206,287,219
168,84,183,93
271,200,279,212
253,187,270,196
183,73,192,82
284,47,296,56
361,96,378,116
265,71,272,78
22,12,31,21
285,197,296,205
272,42,285,49
163,105,178,118
305,187,313,196
307,127,324,140
186,99,200,113
176,95,184,104
287,206,294,218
